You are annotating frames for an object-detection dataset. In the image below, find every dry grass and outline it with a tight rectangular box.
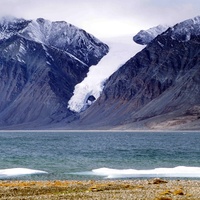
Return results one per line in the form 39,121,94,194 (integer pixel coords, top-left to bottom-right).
0,179,199,200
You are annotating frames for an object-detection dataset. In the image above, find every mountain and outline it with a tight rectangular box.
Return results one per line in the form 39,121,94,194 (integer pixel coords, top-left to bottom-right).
133,25,169,45
1,16,200,130
77,16,200,130
0,17,108,128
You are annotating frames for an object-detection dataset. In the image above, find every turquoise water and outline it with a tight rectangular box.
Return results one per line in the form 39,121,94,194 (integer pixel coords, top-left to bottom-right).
0,131,200,180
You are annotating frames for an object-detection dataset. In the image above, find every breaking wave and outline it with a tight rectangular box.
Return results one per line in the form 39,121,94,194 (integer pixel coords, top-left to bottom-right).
73,166,200,179
0,168,48,179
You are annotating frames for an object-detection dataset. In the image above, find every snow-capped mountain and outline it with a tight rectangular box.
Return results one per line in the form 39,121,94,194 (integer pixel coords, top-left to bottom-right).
76,16,200,130
0,17,108,128
0,17,108,66
133,16,200,46
133,25,169,45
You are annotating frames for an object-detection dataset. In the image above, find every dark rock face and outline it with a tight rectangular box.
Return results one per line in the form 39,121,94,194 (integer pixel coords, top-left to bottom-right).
0,17,108,128
79,17,200,130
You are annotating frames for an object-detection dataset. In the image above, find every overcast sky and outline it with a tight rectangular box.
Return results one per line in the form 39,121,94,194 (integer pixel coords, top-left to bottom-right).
1,0,200,39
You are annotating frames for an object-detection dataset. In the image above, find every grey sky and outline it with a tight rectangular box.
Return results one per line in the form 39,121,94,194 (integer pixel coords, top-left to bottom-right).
0,0,200,39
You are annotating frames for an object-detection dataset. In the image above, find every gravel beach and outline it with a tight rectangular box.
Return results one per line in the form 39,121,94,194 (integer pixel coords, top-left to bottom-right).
0,179,199,200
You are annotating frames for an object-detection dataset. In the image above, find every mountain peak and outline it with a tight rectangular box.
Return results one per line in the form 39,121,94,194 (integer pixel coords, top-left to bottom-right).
166,16,200,41
133,24,169,45
0,16,26,24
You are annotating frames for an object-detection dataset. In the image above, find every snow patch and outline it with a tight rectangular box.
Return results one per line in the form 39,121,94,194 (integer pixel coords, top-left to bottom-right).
143,24,169,38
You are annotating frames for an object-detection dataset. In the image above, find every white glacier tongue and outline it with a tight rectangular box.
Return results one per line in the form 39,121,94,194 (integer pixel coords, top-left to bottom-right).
68,35,144,112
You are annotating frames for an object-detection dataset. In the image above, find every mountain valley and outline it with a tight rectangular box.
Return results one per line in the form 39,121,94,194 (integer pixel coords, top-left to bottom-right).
1,16,200,130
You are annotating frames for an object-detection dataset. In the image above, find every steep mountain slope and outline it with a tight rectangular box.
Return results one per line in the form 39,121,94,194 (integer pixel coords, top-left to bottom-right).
0,17,108,128
78,16,200,130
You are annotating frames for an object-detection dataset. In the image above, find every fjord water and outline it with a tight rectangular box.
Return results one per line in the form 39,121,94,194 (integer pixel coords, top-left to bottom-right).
0,131,200,180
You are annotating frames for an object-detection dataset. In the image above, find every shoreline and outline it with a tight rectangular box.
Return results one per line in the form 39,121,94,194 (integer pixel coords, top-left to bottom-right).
0,179,200,200
0,129,200,132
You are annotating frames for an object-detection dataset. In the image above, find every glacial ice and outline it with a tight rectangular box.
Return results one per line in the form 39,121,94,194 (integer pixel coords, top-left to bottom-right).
68,35,144,112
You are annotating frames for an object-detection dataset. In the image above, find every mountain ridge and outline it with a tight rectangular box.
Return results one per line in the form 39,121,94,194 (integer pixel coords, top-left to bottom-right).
0,17,108,66
133,24,169,45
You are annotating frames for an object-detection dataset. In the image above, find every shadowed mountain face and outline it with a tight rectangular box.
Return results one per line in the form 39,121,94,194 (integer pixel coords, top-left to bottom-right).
79,17,200,130
0,17,108,127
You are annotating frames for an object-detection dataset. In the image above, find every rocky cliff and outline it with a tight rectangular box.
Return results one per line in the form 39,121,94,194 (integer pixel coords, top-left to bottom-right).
0,17,108,128
78,16,200,130
133,25,168,45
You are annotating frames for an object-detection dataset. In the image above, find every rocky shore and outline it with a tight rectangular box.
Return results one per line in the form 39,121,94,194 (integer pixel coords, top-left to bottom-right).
0,179,199,200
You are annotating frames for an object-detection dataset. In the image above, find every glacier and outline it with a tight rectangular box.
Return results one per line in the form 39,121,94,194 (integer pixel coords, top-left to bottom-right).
68,35,144,112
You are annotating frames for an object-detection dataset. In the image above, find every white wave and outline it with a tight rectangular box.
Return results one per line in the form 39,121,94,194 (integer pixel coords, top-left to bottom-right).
74,166,200,179
0,168,48,179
